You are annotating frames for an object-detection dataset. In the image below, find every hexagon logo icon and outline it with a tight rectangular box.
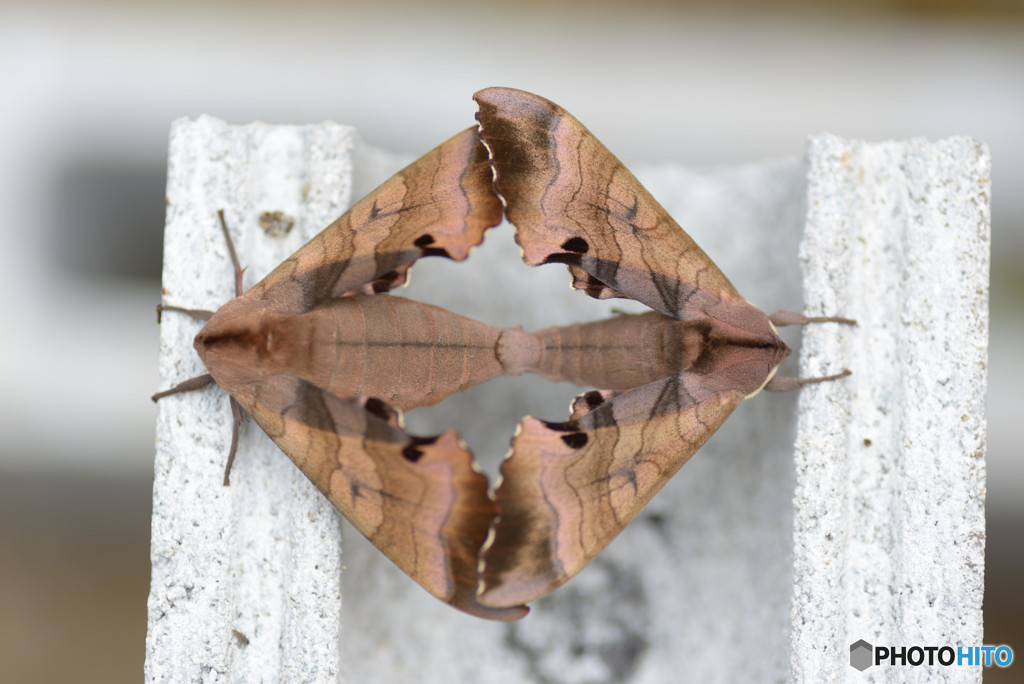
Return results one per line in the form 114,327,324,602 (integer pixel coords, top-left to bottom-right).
850,640,873,671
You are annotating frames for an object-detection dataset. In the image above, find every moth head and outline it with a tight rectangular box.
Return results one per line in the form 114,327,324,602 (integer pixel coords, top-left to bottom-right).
194,296,294,392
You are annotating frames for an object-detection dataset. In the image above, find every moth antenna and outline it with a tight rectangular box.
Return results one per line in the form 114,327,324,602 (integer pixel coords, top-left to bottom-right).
769,310,857,327
223,397,243,486
155,210,243,324
151,373,215,402
156,304,214,323
216,209,245,297
763,369,852,392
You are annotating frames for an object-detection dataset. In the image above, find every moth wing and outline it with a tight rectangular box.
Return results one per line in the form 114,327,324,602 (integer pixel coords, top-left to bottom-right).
251,126,503,313
479,369,749,608
474,87,744,319
239,373,527,621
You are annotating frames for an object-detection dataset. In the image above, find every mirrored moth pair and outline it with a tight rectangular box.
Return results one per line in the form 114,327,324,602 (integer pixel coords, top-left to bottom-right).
154,87,852,620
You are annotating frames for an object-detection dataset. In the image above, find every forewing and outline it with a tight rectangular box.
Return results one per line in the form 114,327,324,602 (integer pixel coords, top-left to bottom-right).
250,126,502,313
479,370,747,608
474,87,744,319
239,373,527,620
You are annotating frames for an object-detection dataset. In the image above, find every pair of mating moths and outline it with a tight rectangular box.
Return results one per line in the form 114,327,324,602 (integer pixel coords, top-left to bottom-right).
155,87,852,621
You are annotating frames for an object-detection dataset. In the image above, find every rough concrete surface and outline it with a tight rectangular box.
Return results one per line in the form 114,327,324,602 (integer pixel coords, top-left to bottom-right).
792,134,989,683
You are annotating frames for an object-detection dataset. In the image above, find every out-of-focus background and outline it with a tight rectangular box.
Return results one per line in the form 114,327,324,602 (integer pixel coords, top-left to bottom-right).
0,1,1019,681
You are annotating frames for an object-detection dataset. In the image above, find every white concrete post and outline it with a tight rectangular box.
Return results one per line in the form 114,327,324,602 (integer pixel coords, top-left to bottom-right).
792,135,989,683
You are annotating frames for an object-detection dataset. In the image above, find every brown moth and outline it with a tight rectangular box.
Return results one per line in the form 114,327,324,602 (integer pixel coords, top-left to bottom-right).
154,88,852,621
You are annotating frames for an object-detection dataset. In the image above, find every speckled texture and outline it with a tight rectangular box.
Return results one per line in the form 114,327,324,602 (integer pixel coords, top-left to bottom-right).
148,117,355,683
791,134,989,683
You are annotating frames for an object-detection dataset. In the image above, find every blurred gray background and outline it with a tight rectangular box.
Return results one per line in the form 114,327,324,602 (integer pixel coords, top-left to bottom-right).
0,1,1019,681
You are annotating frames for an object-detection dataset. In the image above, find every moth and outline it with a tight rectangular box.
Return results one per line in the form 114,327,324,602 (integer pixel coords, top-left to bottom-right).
154,87,852,621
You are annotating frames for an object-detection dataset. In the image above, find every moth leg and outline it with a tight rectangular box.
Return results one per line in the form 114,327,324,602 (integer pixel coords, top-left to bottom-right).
763,369,852,392
151,373,215,401
155,211,245,325
765,311,855,390
216,209,245,298
769,310,857,327
151,375,244,486
222,397,242,486
152,213,251,486
156,304,213,323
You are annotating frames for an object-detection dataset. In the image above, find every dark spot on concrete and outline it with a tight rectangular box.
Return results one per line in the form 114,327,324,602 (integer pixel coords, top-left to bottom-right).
503,556,649,683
